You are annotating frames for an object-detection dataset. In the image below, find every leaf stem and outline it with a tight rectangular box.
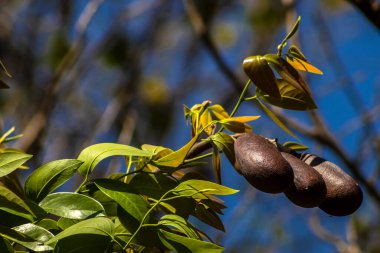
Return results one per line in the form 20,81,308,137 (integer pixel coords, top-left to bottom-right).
184,152,213,164
123,189,173,249
217,79,251,133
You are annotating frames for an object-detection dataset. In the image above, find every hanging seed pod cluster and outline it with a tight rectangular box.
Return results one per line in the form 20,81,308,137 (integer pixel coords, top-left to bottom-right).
234,133,363,216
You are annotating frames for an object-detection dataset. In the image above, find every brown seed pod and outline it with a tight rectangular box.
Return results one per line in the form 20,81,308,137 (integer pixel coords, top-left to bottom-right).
234,133,293,193
301,154,363,216
281,152,326,208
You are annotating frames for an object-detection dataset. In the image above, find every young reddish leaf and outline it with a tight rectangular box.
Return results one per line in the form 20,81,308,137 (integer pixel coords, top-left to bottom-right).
155,134,199,168
256,98,299,140
211,144,221,184
208,105,229,120
243,56,281,98
287,57,323,75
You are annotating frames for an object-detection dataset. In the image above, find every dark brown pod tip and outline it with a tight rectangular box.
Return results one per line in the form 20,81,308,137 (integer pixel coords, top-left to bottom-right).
301,154,363,216
281,152,326,208
234,133,293,193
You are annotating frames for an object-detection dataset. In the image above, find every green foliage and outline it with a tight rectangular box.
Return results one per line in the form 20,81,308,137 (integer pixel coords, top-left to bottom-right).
0,17,323,252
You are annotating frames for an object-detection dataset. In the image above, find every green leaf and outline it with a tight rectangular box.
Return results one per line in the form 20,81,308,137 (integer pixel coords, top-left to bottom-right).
264,54,311,96
219,120,251,133
57,217,80,230
154,134,199,168
243,56,281,98
77,143,153,176
256,98,299,140
0,151,32,177
129,173,177,200
0,225,52,252
288,45,307,61
159,214,200,239
0,186,35,221
25,159,83,202
46,217,114,244
208,105,229,120
210,132,237,169
173,179,239,199
0,237,13,253
53,234,112,253
257,79,317,111
211,144,221,184
193,204,225,232
280,16,301,47
35,219,59,231
13,223,54,251
283,141,309,151
94,179,149,222
158,229,223,253
39,192,105,219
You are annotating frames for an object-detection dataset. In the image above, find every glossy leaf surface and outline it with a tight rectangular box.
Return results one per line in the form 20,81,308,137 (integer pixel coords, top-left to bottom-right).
77,143,152,176
0,151,32,177
25,159,83,202
39,192,105,219
158,229,223,253
94,179,149,222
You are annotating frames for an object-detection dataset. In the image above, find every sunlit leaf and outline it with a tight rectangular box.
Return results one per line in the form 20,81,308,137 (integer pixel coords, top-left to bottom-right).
94,179,149,222
243,56,281,98
283,141,309,151
210,132,237,169
0,225,52,252
154,134,199,168
219,120,251,133
158,229,223,253
208,105,229,120
256,98,299,139
288,45,307,61
220,116,260,123
0,186,35,221
13,223,54,252
77,143,153,176
257,79,317,111
173,179,239,199
264,54,311,96
39,192,105,219
211,144,221,184
46,217,114,244
0,151,32,177
25,159,83,202
200,110,213,135
287,56,323,75
159,214,200,239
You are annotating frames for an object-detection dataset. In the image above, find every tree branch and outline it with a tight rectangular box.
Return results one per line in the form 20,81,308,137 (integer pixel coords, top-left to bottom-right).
347,0,380,31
